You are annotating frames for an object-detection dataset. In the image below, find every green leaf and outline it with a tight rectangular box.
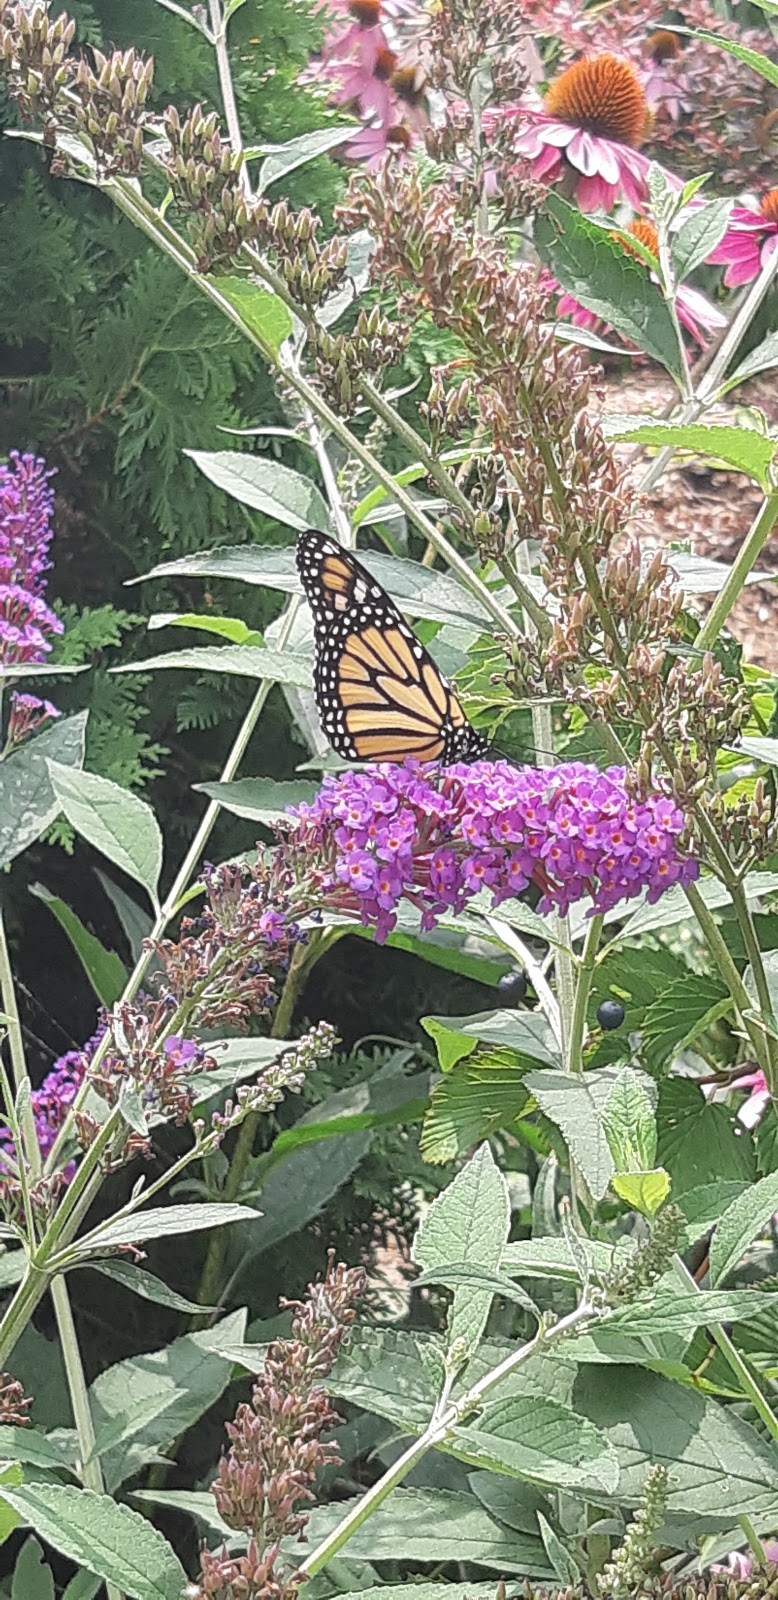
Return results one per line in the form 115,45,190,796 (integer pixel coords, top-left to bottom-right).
300,1488,553,1575
619,871,778,940
0,1484,187,1600
600,416,777,490
657,1078,756,1196
76,1202,259,1256
414,1262,538,1315
537,1514,583,1588
45,762,163,912
680,26,778,88
0,1427,75,1474
328,1327,439,1432
89,1310,246,1492
736,736,778,768
62,1574,101,1600
209,277,292,356
534,194,682,376
721,331,778,395
453,1389,619,1494
642,973,731,1075
184,449,330,531
148,610,264,645
82,1259,218,1316
422,1010,560,1071
0,1463,23,1547
603,1287,778,1338
710,1172,778,1286
96,872,152,963
0,713,87,869
525,1068,619,1200
192,776,316,822
671,200,733,281
11,1536,54,1600
501,1237,614,1282
115,644,312,689
574,1365,778,1516
29,885,127,1008
602,1066,658,1171
677,1180,751,1243
611,1169,671,1215
255,126,356,191
421,1052,534,1164
413,1144,511,1356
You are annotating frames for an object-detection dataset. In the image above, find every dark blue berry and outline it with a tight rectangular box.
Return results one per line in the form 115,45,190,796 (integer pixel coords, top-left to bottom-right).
597,1000,625,1031
498,969,528,1005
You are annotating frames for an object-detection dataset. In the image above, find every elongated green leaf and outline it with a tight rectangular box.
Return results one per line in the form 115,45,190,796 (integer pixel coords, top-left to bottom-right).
682,26,778,87
602,1066,657,1170
45,762,163,911
193,775,316,822
600,416,777,490
0,713,87,869
29,884,126,1007
501,1237,614,1282
300,1487,553,1574
83,1259,218,1316
0,1484,187,1600
209,277,292,355
736,736,778,768
414,1145,510,1355
423,1010,559,1070
184,449,330,531
525,1068,619,1200
62,1573,101,1600
414,1261,538,1315
328,1327,439,1431
722,331,778,395
0,1426,75,1474
0,1463,22,1547
710,1172,778,1286
115,644,312,689
603,1288,778,1337
671,200,732,281
256,126,356,191
148,611,263,645
677,1180,751,1244
89,1310,246,1492
454,1389,619,1494
537,1514,584,1587
643,973,730,1075
76,1202,259,1255
658,1078,755,1196
421,1051,534,1164
12,1536,54,1600
535,194,682,375
619,871,778,939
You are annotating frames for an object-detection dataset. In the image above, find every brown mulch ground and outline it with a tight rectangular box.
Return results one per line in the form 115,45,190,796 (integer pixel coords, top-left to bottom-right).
593,367,778,673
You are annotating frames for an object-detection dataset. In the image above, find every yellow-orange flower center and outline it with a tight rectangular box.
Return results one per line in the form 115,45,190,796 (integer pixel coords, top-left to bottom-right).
644,30,681,63
760,187,778,225
544,53,647,147
374,45,398,79
616,217,659,262
348,0,381,25
392,63,425,106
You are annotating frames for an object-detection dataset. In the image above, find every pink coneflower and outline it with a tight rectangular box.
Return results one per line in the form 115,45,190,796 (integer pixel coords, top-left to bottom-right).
708,188,778,287
551,218,727,346
642,31,692,123
507,53,658,212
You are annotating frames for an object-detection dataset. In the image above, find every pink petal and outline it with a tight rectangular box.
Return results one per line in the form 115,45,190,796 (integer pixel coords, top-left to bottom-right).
575,173,616,212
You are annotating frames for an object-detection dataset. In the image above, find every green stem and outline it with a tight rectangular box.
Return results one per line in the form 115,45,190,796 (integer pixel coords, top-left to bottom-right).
728,879,778,1095
672,1256,778,1444
695,487,778,655
683,881,773,1079
567,916,604,1076
298,1295,597,1580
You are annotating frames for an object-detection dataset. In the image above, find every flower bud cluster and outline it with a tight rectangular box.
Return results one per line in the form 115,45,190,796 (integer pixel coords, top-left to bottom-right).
72,45,153,176
308,307,409,415
251,198,348,314
603,1204,685,1306
421,366,477,452
0,3,75,129
162,103,251,271
197,1022,338,1154
188,1254,366,1600
597,1464,669,1600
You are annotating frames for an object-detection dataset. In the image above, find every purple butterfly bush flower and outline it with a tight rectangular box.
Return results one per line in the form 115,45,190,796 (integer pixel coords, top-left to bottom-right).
0,452,63,742
288,759,699,941
0,1025,105,1176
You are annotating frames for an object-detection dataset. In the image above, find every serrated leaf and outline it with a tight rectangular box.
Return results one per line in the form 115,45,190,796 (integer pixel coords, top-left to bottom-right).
603,1288,778,1338
537,1514,583,1587
74,1202,259,1256
502,1237,615,1281
600,416,777,490
0,713,87,869
45,762,163,912
657,1078,755,1196
300,1488,553,1575
0,1483,186,1599
421,1052,534,1164
422,1010,559,1071
525,1068,619,1200
209,277,292,356
184,449,330,531
193,775,316,822
710,1172,778,1286
611,1169,671,1215
414,1262,539,1315
642,973,730,1074
414,1145,511,1356
255,126,355,191
677,1180,751,1243
115,644,312,689
0,1427,75,1474
454,1389,619,1494
602,1066,658,1171
535,194,682,376
328,1327,440,1431
671,200,733,280
29,884,126,1008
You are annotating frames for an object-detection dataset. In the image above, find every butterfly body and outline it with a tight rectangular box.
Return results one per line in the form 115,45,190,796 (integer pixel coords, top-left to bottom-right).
296,529,489,765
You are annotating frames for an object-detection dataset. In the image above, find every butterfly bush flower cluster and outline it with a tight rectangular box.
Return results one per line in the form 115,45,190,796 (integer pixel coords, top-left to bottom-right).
0,454,63,747
189,1253,366,1600
286,760,698,941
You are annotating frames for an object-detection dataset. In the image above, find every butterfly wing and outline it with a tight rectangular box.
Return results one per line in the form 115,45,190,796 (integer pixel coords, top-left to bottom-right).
296,529,488,764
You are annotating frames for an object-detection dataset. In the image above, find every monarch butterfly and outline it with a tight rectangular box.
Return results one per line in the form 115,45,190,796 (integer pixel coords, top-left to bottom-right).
296,528,490,765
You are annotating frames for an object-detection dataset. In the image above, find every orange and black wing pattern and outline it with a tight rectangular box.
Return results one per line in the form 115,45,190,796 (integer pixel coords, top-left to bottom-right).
296,529,489,765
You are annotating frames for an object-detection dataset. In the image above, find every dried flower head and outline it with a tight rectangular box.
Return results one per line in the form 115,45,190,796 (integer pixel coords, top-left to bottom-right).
0,1371,32,1427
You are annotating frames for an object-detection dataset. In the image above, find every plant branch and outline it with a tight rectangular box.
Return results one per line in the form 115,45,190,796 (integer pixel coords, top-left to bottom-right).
672,1256,778,1444
695,486,778,655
